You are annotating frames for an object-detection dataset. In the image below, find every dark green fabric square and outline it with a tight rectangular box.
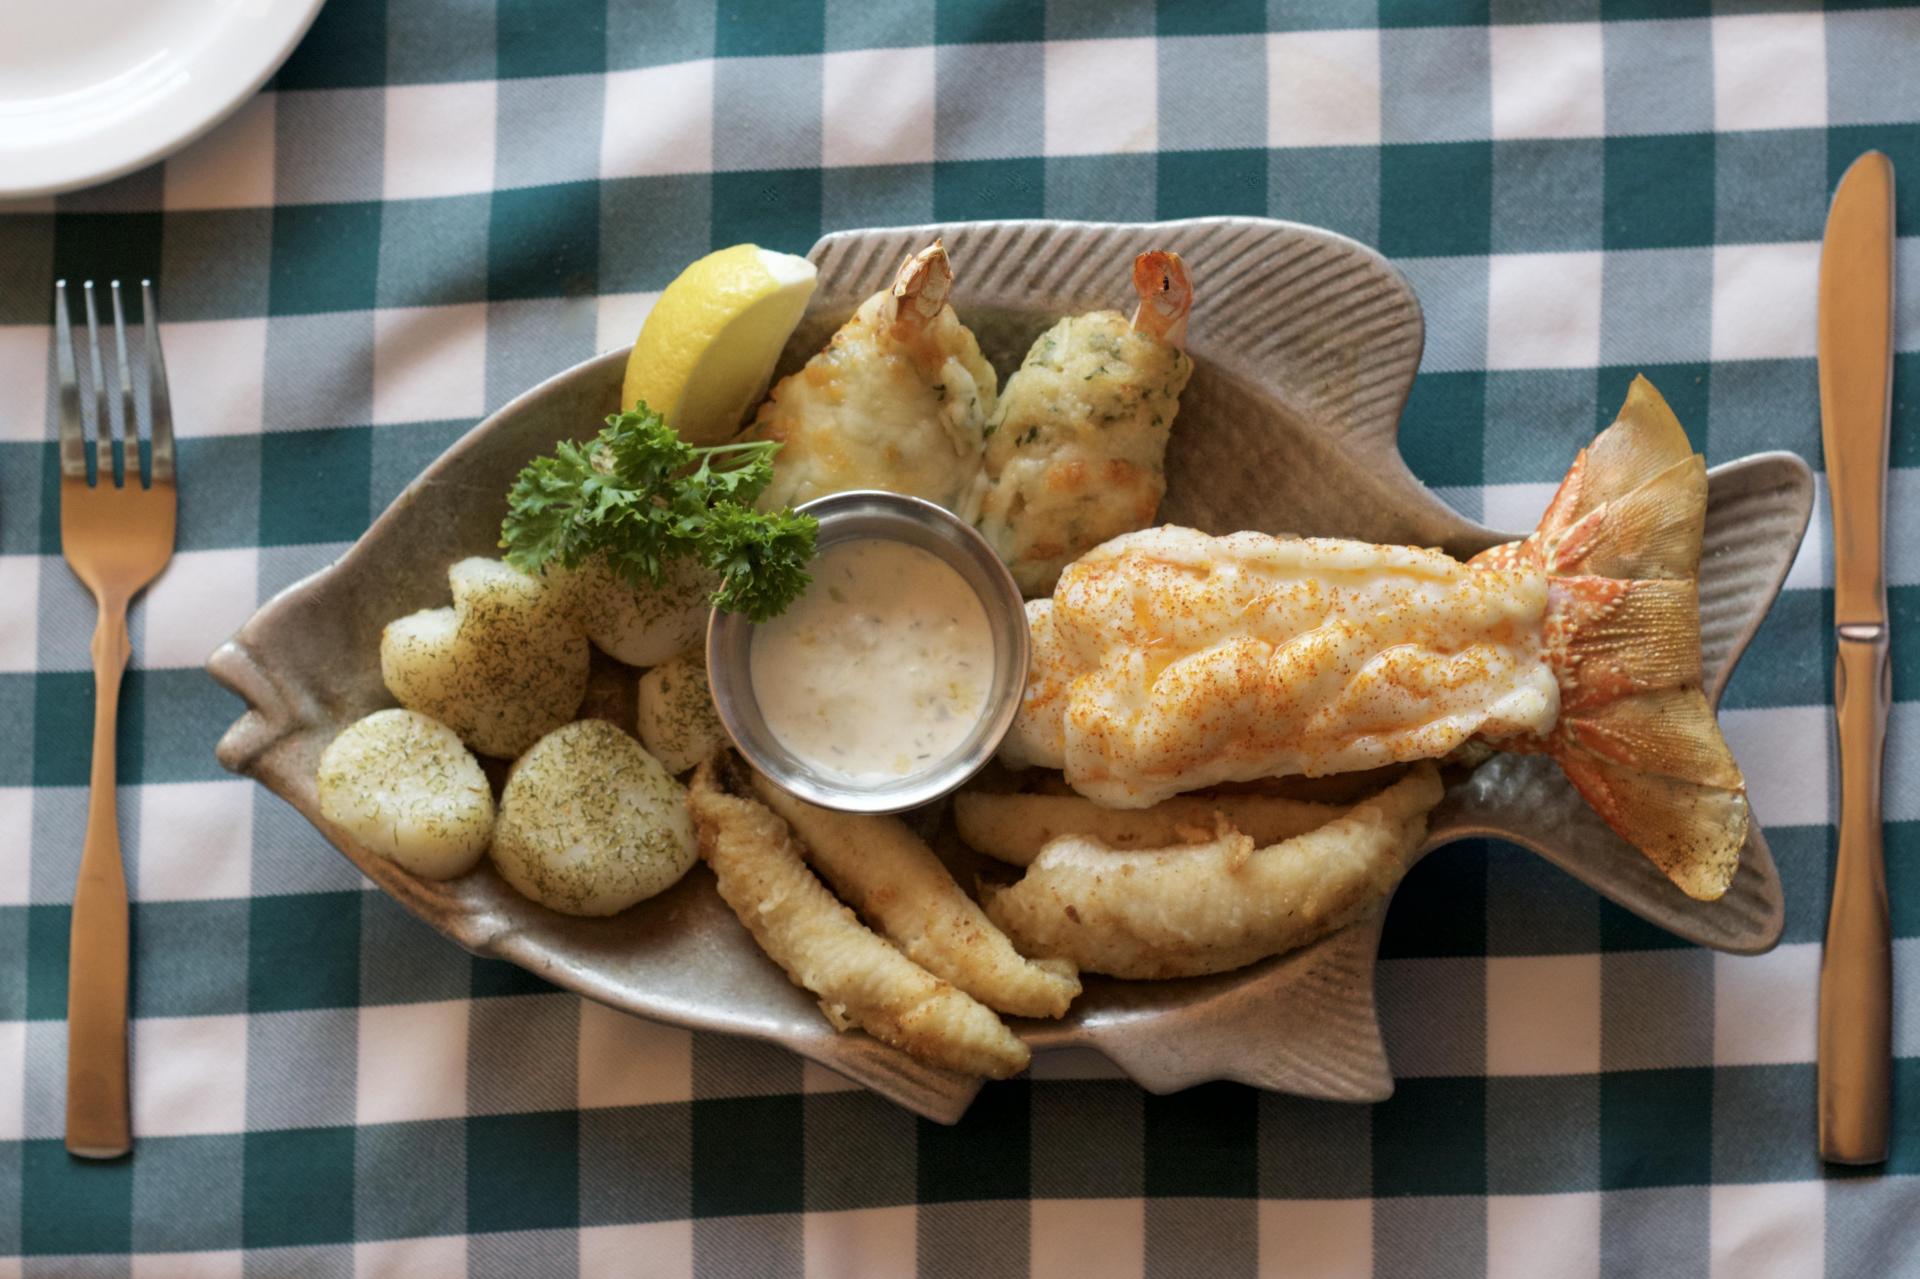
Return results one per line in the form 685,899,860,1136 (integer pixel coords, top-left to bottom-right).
133,899,250,1018
1603,134,1715,250
1599,896,1696,951
1600,1068,1713,1189
1157,148,1265,219
25,904,67,1021
276,0,387,88
803,1091,921,1211
242,1126,356,1247
497,0,607,78
717,0,824,54
1381,143,1494,257
259,427,373,547
1399,371,1486,489
1770,824,1831,947
600,176,713,293
52,212,163,296
1599,362,1709,451
935,0,1043,43
919,1079,1029,1202
691,1094,804,1216
377,195,492,308
34,669,132,788
470,954,561,998
469,1111,580,1231
125,670,244,785
1372,1075,1486,1196
1380,0,1488,23
0,442,52,557
0,905,25,1020
1142,1083,1257,1198
1888,822,1920,940
711,169,824,257
488,182,601,301
1601,0,1704,14
1380,839,1487,959
1891,1057,1920,1177
1893,352,1920,469
1158,0,1264,34
1720,587,1829,710
933,158,1044,222
1029,1081,1144,1199
0,673,34,784
22,1139,133,1253
1894,589,1920,705
269,203,383,315
248,891,361,1012
0,212,54,324
1828,124,1920,235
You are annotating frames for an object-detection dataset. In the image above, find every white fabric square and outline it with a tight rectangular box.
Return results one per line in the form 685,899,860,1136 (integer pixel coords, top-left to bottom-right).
140,547,261,671
159,318,268,438
1488,1194,1600,1279
1490,24,1604,139
1712,14,1827,133
824,46,937,166
383,82,498,201
372,304,488,425
1487,252,1604,370
1714,942,1818,1066
581,1221,692,1279
0,1021,23,1140
804,1207,916,1279
165,94,277,211
602,61,715,178
1710,1181,1825,1279
0,557,38,673
1033,1199,1143,1279
0,788,28,907
131,1252,244,1279
1481,482,1559,541
1721,705,1828,827
0,324,48,444
577,1000,691,1108
1710,242,1822,362
356,1000,470,1125
1268,30,1382,147
355,1236,467,1279
1258,1198,1371,1278
1044,38,1158,157
131,1015,248,1136
1486,954,1601,1076
596,291,660,358
136,781,254,902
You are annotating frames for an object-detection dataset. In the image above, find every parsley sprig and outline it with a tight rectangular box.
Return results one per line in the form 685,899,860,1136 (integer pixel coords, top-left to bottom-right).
501,405,816,623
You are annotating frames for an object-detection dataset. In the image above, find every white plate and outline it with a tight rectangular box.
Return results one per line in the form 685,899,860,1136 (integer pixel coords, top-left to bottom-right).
0,0,327,199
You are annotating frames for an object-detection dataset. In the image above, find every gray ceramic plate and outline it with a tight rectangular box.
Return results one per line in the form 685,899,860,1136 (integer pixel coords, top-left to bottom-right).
209,218,1814,1123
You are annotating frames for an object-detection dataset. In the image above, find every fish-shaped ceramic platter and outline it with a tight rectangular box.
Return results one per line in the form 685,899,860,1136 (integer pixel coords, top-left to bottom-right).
209,218,1815,1122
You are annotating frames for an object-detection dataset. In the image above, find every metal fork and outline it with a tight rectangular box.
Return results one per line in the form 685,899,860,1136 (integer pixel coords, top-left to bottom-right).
55,280,178,1159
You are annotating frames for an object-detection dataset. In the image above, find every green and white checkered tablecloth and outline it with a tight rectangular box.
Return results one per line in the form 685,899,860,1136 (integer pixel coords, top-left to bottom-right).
2,0,1918,1274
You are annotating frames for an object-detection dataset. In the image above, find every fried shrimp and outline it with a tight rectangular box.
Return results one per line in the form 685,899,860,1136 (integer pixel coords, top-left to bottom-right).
688,761,1030,1078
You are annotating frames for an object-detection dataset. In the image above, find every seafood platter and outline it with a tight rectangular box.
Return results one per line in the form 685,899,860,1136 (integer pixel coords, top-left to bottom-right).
209,218,1814,1121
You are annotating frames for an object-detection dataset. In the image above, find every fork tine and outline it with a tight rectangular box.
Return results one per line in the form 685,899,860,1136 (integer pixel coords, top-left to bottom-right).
53,281,87,480
109,281,140,487
142,281,174,486
82,282,114,485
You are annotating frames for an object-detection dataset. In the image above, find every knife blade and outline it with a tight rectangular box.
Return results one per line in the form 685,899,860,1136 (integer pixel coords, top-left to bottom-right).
1816,150,1896,1166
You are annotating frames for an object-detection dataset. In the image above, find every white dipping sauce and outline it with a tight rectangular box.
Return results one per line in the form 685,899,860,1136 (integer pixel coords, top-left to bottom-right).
751,539,994,785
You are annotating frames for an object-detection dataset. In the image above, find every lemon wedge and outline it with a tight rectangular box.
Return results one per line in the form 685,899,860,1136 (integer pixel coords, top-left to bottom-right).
621,244,818,445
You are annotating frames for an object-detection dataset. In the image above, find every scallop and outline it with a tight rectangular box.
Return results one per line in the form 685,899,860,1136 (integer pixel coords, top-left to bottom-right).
316,709,494,880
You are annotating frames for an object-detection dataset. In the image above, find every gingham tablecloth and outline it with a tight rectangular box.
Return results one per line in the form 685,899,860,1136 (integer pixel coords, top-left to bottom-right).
2,1,1918,1275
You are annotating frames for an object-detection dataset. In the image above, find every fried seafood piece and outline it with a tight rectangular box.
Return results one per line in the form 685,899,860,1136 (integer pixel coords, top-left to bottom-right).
687,761,1030,1078
971,251,1195,596
748,773,1080,1018
981,765,1444,979
744,241,997,513
953,788,1346,867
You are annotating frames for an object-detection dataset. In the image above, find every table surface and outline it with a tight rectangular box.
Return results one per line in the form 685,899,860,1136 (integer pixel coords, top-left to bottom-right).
2,1,1917,1275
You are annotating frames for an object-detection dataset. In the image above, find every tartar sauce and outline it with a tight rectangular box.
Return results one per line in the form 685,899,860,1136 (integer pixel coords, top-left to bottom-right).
750,539,994,785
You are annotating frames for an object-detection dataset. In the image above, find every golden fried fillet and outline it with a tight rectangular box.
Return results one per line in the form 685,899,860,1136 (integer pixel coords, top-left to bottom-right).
749,774,1080,1018
981,764,1444,980
953,789,1346,867
687,762,1029,1078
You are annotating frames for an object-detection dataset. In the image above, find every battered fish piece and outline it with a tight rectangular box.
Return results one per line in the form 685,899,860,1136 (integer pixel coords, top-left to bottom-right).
688,761,1029,1078
971,251,1195,596
745,242,997,513
982,765,1443,979
954,789,1346,867
750,774,1080,1018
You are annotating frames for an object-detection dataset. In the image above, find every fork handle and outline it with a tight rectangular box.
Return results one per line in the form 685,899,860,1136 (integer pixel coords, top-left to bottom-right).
66,596,132,1159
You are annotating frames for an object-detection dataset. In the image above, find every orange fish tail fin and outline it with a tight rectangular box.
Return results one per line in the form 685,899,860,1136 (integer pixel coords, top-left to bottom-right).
1480,376,1748,901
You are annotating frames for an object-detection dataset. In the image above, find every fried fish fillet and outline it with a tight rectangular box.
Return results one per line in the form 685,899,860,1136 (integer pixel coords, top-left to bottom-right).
953,789,1347,867
688,761,1029,1078
981,764,1443,979
749,773,1080,1018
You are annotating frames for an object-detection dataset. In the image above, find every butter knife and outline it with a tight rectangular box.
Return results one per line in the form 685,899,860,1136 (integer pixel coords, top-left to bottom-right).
1816,150,1896,1165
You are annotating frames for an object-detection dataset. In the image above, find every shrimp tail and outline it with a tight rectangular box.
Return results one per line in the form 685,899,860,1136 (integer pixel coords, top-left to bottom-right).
1474,375,1747,901
887,240,953,339
1130,250,1192,348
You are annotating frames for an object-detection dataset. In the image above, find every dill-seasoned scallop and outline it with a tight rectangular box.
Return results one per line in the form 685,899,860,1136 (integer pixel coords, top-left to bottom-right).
490,719,696,915
637,648,729,774
555,553,714,668
316,709,493,880
381,557,589,759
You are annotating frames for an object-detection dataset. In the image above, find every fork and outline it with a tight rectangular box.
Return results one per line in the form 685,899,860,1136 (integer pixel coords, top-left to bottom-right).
55,279,177,1159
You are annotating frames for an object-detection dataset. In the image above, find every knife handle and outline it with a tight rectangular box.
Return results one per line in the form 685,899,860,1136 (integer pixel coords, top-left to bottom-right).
1818,628,1892,1164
